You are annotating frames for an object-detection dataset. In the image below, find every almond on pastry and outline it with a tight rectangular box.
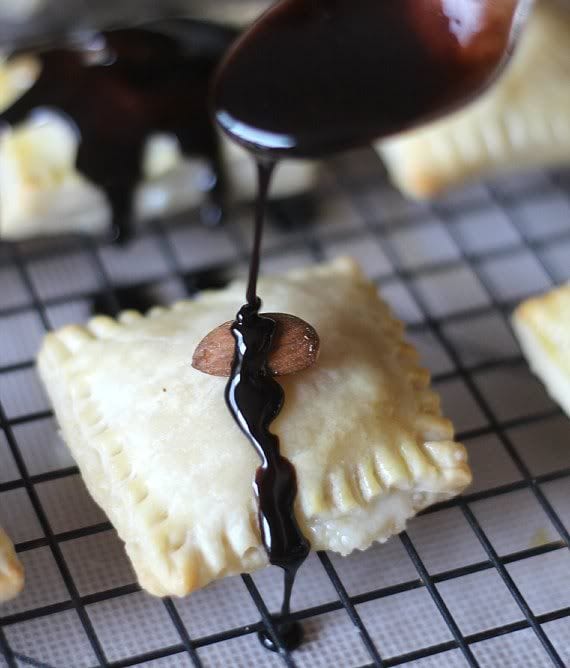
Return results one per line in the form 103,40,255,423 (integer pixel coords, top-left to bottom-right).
192,312,320,377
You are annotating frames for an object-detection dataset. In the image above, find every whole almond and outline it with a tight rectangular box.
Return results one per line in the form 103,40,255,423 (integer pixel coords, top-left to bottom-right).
192,312,320,377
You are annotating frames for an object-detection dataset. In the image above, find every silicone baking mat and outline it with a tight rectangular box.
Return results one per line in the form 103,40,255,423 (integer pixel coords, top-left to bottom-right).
0,148,569,667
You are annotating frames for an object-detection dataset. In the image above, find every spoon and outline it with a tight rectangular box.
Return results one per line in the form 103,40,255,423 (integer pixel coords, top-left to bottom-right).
213,0,534,159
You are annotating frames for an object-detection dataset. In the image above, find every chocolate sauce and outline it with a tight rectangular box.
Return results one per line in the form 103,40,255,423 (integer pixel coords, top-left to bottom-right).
224,162,309,651
214,0,515,158
1,21,238,240
215,0,521,653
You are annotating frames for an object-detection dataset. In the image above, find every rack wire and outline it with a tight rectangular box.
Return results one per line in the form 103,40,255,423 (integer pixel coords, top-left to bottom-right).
0,147,569,667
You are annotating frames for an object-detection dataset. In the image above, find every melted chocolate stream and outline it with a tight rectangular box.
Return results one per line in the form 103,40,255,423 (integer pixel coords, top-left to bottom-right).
214,1,519,653
225,161,309,651
1,22,238,240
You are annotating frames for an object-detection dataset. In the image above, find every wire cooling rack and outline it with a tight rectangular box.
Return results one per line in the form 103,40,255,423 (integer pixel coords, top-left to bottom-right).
0,148,569,667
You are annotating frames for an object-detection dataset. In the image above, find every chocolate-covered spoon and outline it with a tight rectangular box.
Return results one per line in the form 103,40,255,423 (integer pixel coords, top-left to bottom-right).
213,0,533,158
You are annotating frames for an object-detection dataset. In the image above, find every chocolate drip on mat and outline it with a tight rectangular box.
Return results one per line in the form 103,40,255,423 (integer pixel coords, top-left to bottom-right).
224,162,309,651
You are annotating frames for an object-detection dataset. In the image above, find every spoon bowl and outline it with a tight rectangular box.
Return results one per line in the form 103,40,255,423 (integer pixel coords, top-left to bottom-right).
213,0,535,159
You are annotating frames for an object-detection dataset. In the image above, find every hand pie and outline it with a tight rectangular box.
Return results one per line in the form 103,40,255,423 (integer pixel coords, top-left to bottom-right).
0,527,24,603
0,60,317,241
513,283,570,418
37,258,471,597
376,0,570,199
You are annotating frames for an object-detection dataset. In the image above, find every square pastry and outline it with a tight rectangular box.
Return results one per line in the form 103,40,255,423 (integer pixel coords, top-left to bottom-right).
513,283,570,418
37,258,471,597
376,0,570,198
0,527,24,602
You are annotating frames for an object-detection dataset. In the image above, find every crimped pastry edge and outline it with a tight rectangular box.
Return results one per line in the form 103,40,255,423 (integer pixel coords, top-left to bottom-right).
38,257,471,596
0,527,24,603
513,285,570,418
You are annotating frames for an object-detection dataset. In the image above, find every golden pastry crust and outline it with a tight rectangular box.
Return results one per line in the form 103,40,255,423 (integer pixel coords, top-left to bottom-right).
377,0,570,198
0,527,24,603
513,283,570,417
38,258,470,597
0,54,40,111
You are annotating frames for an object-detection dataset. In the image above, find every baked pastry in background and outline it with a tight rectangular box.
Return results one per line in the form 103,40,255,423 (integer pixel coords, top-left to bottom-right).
0,527,24,603
0,108,317,240
37,258,471,596
376,0,570,198
0,33,318,242
513,283,570,418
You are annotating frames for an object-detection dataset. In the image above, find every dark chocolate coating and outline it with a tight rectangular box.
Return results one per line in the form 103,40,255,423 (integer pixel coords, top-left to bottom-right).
224,163,308,651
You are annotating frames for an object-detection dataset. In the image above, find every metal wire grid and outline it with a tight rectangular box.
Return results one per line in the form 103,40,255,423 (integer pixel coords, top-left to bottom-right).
0,148,569,667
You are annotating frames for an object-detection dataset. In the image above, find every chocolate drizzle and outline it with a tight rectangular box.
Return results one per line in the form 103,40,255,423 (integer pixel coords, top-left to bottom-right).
1,21,238,240
224,162,309,651
214,0,521,653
